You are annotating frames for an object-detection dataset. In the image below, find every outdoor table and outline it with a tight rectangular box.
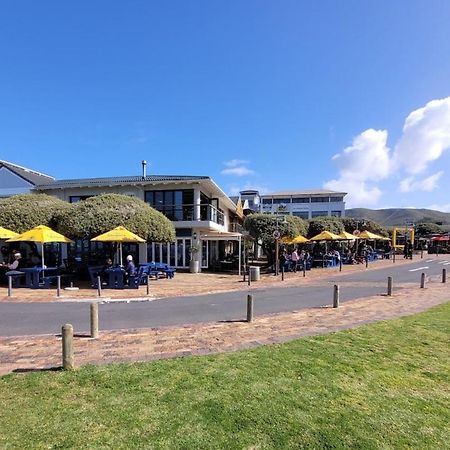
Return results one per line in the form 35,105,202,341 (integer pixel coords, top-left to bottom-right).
20,267,59,289
105,267,125,289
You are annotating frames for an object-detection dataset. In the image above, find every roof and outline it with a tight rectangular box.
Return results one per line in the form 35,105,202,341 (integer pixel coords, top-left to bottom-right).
36,175,210,190
0,160,54,185
261,189,347,197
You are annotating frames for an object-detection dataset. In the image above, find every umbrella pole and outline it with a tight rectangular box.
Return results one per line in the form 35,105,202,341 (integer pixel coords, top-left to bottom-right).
120,243,123,266
41,243,45,278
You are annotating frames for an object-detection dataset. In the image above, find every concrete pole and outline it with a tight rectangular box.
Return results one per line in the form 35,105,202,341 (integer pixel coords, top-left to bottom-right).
146,275,150,295
90,303,99,339
303,262,306,277
339,258,342,272
62,324,74,370
281,265,284,281
442,268,447,284
247,266,251,286
387,276,393,296
7,275,12,297
333,284,340,308
246,294,254,322
420,272,426,289
56,276,61,297
97,276,102,297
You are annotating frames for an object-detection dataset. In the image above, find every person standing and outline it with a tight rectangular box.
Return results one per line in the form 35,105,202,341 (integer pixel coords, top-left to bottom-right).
291,248,299,272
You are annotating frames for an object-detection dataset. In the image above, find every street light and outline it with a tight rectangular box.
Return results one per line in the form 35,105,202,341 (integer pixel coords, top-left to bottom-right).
274,215,287,276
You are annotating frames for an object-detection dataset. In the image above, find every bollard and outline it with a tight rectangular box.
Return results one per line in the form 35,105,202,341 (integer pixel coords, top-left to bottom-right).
387,276,393,296
393,251,396,263
97,276,102,297
90,302,99,339
420,272,426,289
333,284,339,308
56,276,61,297
303,263,306,277
246,294,254,322
243,267,246,282
146,275,150,295
365,256,369,268
442,268,447,284
7,275,12,297
339,258,342,272
421,249,423,259
281,265,284,281
62,323,74,370
248,267,251,286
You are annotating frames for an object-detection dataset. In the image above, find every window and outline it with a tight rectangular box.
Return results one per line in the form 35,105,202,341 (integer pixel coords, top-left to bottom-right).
311,197,329,203
262,198,272,204
293,211,309,219
273,198,290,204
145,189,194,220
292,197,310,203
69,195,94,203
330,196,344,202
311,211,328,218
331,211,342,217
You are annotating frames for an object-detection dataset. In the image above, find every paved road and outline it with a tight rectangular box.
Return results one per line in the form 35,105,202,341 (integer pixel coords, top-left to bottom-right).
0,257,448,337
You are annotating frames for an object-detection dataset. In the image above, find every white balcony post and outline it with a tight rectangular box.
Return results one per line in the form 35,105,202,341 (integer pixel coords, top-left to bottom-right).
194,189,201,221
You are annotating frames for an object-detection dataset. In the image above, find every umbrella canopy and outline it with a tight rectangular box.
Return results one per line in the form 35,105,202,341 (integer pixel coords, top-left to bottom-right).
281,236,293,244
309,230,341,241
91,226,145,265
338,231,359,240
292,234,309,244
0,226,19,240
359,230,389,240
7,225,73,270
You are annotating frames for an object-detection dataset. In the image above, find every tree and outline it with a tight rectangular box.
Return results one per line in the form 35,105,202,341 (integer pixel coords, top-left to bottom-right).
415,222,443,236
0,193,72,233
341,217,388,237
55,194,175,242
243,214,308,266
307,216,344,237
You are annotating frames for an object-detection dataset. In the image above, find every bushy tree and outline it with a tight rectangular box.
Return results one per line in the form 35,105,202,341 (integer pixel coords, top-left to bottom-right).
56,194,175,242
307,216,344,237
341,217,388,237
0,193,72,233
415,222,443,236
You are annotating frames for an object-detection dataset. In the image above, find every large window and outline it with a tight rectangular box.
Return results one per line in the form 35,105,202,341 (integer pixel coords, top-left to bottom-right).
273,198,290,204
69,195,94,203
145,189,194,221
311,197,329,203
293,211,309,219
311,211,328,218
292,197,310,203
330,196,344,202
331,210,342,217
262,198,272,204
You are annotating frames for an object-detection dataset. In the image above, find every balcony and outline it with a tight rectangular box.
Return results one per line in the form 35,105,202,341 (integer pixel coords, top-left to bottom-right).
153,203,224,225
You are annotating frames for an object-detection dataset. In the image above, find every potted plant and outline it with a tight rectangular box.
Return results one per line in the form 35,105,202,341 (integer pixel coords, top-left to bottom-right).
189,243,201,273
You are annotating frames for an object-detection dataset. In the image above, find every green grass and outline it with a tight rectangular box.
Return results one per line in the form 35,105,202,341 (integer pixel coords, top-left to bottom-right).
1,304,449,450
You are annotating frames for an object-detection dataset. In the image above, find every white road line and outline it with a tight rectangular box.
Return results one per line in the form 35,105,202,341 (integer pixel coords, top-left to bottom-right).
409,266,429,272
437,261,449,264
444,262,450,265
426,259,435,262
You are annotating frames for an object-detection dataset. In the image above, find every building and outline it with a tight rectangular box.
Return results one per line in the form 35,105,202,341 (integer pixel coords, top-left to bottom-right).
35,163,243,271
0,160,54,198
233,189,346,219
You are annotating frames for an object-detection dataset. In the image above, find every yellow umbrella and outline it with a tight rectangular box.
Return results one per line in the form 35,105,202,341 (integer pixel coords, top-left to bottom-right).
291,234,309,244
0,227,19,240
309,230,341,241
281,236,293,244
359,230,389,240
338,231,359,240
7,225,73,269
91,226,145,265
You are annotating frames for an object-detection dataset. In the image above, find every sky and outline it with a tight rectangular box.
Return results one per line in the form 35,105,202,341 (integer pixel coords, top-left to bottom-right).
1,1,450,210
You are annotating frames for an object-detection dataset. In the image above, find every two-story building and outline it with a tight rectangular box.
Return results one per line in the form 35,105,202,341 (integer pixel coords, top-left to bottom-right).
36,166,243,271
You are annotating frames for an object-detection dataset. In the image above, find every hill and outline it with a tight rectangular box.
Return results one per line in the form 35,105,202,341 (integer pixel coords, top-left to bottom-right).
345,208,450,227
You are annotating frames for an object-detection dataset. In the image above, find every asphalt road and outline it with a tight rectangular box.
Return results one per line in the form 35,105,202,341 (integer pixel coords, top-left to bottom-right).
1,257,448,337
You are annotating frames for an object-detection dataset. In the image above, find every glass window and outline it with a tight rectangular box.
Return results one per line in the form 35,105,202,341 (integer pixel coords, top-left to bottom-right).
331,210,342,217
311,197,329,203
330,196,344,202
311,211,329,218
293,211,309,219
262,198,272,204
292,197,310,203
69,195,93,203
273,198,290,204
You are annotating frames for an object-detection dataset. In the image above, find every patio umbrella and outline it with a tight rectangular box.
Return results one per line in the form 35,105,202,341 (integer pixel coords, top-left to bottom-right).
7,225,73,269
359,230,389,240
0,227,19,240
338,231,359,240
91,226,145,265
281,236,293,244
309,231,341,241
291,234,309,244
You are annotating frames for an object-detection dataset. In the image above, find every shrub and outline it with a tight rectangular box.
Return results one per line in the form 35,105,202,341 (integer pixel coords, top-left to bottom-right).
307,216,344,237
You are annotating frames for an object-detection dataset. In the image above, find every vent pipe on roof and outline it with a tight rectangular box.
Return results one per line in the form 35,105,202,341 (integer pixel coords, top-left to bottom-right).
142,160,147,178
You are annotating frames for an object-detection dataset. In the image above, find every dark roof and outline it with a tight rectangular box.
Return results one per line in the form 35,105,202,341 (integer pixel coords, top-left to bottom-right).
36,175,210,190
0,160,54,185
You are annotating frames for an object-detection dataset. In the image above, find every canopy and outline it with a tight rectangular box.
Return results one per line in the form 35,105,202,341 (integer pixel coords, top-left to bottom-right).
359,230,389,240
0,227,19,240
431,235,450,242
338,231,359,240
281,236,293,244
7,225,73,270
292,234,309,244
91,226,145,265
309,230,341,241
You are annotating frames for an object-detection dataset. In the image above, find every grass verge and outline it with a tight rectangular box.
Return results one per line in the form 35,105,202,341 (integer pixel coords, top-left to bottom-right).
1,302,449,449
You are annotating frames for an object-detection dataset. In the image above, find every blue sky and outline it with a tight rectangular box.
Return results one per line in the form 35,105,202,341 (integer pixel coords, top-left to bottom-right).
1,1,450,210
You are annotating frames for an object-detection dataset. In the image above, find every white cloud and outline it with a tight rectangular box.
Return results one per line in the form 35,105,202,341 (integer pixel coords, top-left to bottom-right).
399,171,444,193
221,166,255,176
427,203,450,213
223,159,249,167
392,97,450,174
323,129,390,207
228,182,270,196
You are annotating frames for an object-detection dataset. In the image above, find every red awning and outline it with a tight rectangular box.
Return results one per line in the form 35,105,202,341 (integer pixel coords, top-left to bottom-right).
431,236,450,242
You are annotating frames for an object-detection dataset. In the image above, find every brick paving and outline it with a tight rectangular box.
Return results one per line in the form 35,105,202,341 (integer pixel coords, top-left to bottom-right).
0,257,448,376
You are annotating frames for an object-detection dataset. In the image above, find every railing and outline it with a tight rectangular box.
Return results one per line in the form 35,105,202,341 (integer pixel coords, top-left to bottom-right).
152,203,225,225
230,222,244,233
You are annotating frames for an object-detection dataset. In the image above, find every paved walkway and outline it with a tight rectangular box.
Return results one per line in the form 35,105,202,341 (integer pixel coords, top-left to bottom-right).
1,270,448,376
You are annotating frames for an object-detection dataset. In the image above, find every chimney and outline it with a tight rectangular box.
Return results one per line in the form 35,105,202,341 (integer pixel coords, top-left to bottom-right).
142,160,147,178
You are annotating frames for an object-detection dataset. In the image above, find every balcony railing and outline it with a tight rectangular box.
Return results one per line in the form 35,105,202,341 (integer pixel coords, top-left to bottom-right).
152,203,225,225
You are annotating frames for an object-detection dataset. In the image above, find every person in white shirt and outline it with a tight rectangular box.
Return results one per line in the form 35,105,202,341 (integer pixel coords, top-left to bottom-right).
291,249,299,272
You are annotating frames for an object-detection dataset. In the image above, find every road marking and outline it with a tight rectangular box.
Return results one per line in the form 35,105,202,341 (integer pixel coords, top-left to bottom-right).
426,259,435,262
409,266,429,272
437,261,449,264
444,262,450,265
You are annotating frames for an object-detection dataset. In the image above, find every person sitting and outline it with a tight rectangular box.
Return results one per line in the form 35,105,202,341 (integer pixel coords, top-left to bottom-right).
100,258,114,283
125,255,137,284
1,252,23,271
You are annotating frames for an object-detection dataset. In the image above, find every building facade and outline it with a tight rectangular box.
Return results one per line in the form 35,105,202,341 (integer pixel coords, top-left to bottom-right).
36,172,243,271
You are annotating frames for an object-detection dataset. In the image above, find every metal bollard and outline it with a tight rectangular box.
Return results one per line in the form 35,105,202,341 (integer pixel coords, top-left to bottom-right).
393,251,396,263
303,263,306,277
56,276,61,297
62,323,74,370
387,276,393,296
421,249,423,259
90,302,99,339
365,256,369,268
97,276,102,297
442,268,447,284
246,294,254,322
420,272,426,289
281,265,284,281
248,267,251,286
7,275,12,297
333,284,339,308
146,275,150,295
339,258,342,272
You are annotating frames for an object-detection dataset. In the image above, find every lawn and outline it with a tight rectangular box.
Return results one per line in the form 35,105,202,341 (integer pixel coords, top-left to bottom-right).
0,303,449,450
